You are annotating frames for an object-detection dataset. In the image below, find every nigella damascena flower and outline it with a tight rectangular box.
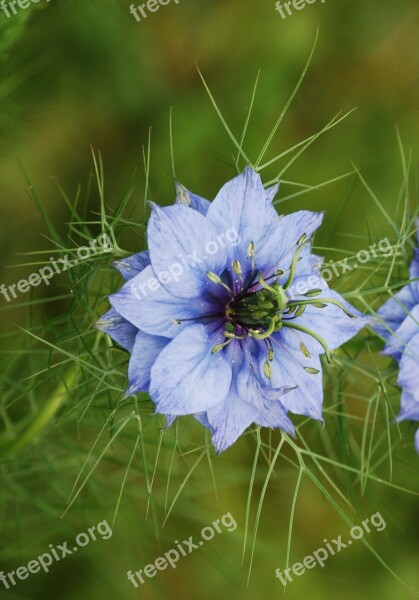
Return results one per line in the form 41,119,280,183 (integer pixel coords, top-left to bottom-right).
375,218,419,453
96,167,368,453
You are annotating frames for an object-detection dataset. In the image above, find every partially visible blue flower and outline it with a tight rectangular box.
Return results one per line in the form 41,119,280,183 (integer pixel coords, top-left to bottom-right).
97,168,369,453
375,218,419,453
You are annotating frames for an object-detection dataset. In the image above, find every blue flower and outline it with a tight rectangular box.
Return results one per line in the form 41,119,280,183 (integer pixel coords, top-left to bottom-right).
375,218,419,453
97,168,368,453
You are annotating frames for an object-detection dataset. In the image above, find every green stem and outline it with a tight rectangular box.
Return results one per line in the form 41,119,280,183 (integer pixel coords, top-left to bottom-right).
283,243,307,290
0,366,77,460
287,297,356,318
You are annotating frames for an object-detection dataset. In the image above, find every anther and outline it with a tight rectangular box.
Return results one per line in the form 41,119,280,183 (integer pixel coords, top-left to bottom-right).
304,288,322,297
300,342,311,358
211,340,231,354
263,361,272,379
206,271,233,294
232,260,242,276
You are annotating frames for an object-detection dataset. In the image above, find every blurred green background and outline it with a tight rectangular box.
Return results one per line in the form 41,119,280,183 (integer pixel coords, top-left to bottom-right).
0,0,418,599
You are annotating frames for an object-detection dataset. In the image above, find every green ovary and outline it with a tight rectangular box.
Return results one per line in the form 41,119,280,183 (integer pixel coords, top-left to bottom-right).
228,282,288,331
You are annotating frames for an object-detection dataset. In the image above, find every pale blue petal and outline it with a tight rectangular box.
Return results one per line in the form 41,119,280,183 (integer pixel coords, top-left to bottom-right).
175,182,211,215
265,183,280,203
126,331,169,396
397,390,419,422
398,331,419,394
375,284,416,340
260,343,324,420
254,212,325,285
206,167,282,278
164,415,177,428
150,324,232,415
247,211,325,288
110,265,218,338
282,286,370,354
273,210,324,263
113,184,211,283
253,402,295,433
194,412,211,429
285,270,328,301
113,251,151,281
95,308,137,352
282,249,324,286
383,305,419,361
309,253,325,272
235,356,296,432
205,392,258,454
147,203,229,299
409,248,419,301
236,351,294,402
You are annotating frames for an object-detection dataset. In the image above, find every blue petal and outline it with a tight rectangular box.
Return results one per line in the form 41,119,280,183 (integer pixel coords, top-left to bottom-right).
265,183,280,203
175,182,211,215
309,253,325,272
237,367,294,404
253,402,295,433
273,210,324,263
110,265,218,338
235,347,295,401
164,415,177,428
374,284,416,340
256,250,323,298
409,248,419,301
112,181,212,283
205,392,258,454
262,345,324,420
147,203,229,299
235,358,296,432
397,391,419,453
250,211,324,285
95,308,138,352
206,167,283,278
398,331,419,395
126,331,169,396
113,250,151,281
194,412,211,429
282,285,370,353
113,183,211,283
397,390,419,422
283,248,324,284
383,305,419,361
150,324,232,415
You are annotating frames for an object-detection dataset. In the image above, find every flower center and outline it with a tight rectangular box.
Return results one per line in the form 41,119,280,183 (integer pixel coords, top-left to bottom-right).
228,281,288,332
173,237,358,379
